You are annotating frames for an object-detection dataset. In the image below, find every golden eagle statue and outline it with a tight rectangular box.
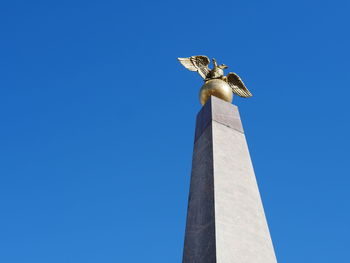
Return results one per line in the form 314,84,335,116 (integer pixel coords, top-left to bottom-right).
178,55,252,105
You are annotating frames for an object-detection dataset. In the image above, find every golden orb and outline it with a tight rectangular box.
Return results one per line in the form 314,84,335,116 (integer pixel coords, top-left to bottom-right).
199,79,233,105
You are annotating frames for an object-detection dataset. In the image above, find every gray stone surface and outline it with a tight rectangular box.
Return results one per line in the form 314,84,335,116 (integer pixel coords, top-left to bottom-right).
195,96,243,142
182,123,216,263
183,96,277,263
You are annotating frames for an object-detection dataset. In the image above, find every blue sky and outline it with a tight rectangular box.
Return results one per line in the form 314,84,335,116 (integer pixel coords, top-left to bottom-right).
1,0,350,262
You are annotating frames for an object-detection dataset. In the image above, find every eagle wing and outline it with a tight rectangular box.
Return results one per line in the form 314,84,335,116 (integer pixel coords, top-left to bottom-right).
226,72,252,98
178,55,210,79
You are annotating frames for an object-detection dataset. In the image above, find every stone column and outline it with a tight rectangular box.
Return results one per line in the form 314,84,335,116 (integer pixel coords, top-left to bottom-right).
182,96,277,263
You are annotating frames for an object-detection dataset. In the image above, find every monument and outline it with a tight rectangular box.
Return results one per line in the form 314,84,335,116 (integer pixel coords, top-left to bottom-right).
178,56,278,263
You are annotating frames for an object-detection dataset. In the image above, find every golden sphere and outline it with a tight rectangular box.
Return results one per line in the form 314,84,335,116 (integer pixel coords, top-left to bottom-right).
199,79,233,105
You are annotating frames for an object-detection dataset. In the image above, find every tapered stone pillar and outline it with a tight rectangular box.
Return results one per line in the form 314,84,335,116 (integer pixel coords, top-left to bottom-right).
183,96,277,263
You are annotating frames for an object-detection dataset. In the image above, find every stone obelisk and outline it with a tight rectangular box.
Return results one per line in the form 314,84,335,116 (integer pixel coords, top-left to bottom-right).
182,96,277,263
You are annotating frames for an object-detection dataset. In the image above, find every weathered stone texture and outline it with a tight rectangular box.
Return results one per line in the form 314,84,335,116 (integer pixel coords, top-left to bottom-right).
182,123,216,263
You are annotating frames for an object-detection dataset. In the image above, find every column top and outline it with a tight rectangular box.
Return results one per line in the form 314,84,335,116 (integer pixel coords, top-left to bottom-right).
194,96,244,142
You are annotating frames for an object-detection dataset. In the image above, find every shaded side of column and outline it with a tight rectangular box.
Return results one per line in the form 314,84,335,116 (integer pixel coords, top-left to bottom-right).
182,99,216,263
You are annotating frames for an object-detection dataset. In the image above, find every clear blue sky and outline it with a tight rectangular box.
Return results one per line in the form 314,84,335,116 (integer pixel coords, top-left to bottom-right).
1,0,350,262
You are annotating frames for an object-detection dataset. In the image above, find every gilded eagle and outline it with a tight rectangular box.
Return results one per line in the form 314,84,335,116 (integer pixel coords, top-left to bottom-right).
178,55,252,98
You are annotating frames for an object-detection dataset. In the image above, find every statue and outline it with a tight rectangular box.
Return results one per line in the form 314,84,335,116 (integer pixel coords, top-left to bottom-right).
178,55,252,105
